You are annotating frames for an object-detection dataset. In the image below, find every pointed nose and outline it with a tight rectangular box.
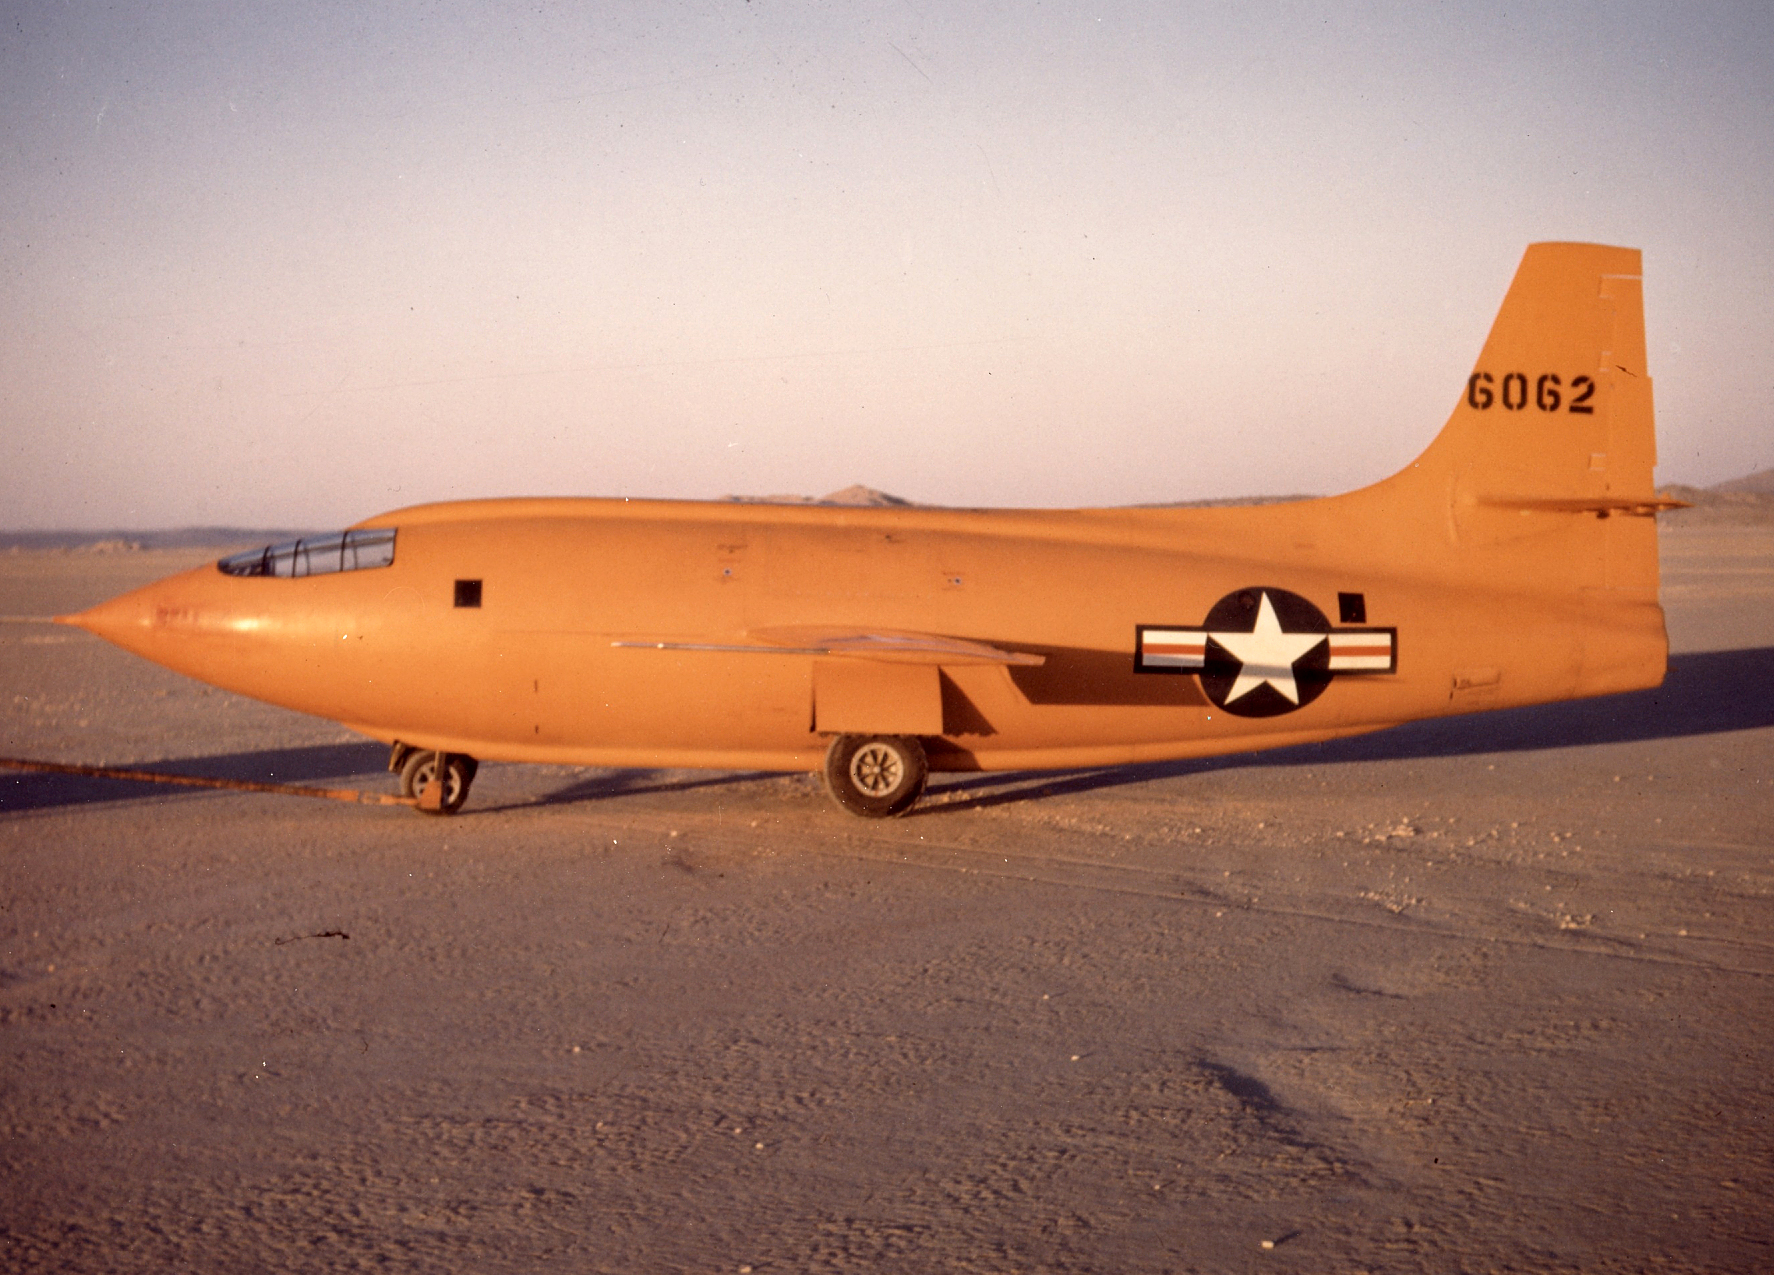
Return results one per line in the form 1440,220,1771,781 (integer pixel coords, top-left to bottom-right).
56,589,157,645
53,565,236,666
53,563,301,699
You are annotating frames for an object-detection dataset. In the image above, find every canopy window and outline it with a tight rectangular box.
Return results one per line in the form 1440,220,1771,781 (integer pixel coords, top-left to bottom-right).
217,528,397,578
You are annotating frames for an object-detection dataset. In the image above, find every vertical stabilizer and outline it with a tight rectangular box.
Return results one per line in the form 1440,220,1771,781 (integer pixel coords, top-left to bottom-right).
1342,243,1672,700
1450,243,1657,519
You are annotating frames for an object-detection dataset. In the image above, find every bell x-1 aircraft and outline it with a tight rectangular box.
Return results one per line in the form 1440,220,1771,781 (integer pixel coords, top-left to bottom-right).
63,243,1680,817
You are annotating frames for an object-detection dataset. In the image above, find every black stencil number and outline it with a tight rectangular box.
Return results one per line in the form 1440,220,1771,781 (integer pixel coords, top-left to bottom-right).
1467,370,1596,414
1568,375,1595,414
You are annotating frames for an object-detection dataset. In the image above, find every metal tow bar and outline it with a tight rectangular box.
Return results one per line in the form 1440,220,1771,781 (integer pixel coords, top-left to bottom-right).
0,756,417,806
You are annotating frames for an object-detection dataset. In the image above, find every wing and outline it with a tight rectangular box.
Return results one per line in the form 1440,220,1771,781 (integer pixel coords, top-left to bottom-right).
612,625,1044,666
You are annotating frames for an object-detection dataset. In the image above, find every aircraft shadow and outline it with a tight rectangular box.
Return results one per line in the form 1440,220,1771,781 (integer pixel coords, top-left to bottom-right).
6,647,1768,817
0,739,780,816
0,742,391,815
479,768,782,812
916,644,1774,813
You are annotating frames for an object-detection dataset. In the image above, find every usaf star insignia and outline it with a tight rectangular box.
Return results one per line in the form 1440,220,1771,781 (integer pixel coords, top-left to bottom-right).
1135,588,1396,717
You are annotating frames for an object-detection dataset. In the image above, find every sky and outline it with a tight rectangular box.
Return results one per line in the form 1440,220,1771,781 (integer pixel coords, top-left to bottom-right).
2,1,1771,530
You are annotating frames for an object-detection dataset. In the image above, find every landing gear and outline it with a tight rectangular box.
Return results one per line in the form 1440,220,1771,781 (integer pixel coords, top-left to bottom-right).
823,734,927,818
398,749,479,816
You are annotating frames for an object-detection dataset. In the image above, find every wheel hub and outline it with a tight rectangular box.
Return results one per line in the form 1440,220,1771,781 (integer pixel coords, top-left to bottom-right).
849,743,903,796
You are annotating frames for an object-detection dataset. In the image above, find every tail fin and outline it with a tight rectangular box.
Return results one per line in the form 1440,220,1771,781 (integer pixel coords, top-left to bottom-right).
1349,242,1674,698
1436,242,1664,522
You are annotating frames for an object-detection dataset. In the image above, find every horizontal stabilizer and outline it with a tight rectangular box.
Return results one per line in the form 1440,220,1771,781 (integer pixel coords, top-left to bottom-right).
1474,494,1689,517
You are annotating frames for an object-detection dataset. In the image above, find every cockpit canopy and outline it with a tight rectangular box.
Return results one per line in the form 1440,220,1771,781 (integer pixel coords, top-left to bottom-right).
217,528,397,578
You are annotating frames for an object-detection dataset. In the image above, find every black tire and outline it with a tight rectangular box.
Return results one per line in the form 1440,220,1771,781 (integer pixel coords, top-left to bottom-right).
399,750,476,816
823,734,927,818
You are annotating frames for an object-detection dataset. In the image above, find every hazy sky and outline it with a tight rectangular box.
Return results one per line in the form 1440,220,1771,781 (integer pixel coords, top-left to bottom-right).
3,1,1770,529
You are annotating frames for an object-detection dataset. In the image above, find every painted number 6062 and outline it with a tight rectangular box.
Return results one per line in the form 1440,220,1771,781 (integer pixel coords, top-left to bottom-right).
1466,372,1594,414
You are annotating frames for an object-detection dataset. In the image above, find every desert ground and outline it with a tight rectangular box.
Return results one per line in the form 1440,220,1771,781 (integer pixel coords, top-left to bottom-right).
2,519,1770,1273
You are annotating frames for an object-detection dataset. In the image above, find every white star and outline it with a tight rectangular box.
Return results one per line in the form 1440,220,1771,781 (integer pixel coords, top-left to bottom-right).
1209,592,1327,705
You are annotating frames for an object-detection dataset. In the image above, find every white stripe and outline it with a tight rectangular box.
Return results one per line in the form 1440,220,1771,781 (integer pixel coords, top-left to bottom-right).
1328,653,1393,670
1142,652,1205,669
1327,631,1393,672
1139,629,1206,669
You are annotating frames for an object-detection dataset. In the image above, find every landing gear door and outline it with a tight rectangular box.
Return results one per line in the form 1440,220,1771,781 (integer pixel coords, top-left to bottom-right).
812,660,943,736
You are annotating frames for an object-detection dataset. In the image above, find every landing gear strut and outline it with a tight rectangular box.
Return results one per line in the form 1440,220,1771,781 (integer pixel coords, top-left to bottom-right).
823,734,927,818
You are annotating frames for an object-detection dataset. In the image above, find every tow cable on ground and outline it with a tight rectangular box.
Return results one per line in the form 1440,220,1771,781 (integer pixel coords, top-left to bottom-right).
0,756,417,806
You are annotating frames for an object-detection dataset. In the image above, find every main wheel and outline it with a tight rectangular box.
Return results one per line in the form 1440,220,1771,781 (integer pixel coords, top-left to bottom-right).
399,750,477,816
823,734,927,818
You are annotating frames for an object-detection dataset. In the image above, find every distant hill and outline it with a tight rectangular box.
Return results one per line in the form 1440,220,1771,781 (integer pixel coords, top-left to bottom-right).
724,485,917,507
1658,470,1774,526
1711,467,1774,495
724,485,1317,510
12,468,1767,549
1138,494,1318,509
0,528,319,553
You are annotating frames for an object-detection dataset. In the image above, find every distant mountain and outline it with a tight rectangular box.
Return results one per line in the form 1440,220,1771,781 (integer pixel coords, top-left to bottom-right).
0,528,319,552
724,485,917,507
819,484,916,507
722,486,1323,509
17,470,1765,548
1139,494,1318,509
1712,468,1774,495
1658,472,1774,525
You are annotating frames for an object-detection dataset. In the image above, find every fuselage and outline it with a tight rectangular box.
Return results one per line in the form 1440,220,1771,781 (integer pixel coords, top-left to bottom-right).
65,488,1663,774
62,246,1676,802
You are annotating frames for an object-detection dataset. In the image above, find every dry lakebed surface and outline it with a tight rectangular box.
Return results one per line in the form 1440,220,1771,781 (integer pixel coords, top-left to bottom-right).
2,519,1771,1273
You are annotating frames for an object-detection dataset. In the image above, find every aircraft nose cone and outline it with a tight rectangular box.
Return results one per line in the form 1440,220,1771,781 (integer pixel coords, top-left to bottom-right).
53,563,295,697
56,589,157,646
54,568,220,664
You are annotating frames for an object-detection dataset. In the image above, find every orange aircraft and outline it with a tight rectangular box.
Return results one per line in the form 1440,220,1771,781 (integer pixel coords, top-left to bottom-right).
62,243,1680,817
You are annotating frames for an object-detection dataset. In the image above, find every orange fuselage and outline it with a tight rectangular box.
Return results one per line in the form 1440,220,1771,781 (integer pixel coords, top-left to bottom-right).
64,243,1672,781
68,487,1663,773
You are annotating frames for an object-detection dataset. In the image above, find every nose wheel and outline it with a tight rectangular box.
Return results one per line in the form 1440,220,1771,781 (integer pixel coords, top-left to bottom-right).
398,749,478,816
823,734,927,817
